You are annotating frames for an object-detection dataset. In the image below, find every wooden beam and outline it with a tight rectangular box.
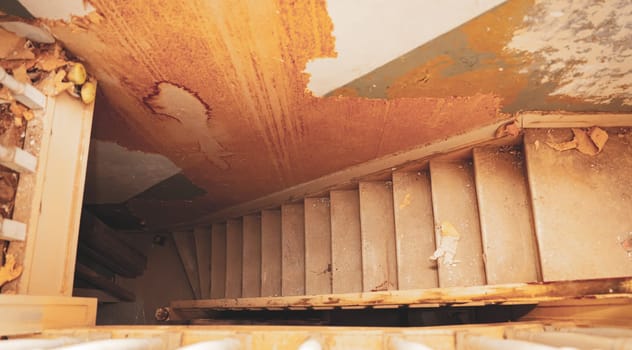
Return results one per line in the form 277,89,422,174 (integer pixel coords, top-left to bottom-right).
75,263,135,302
0,294,96,336
5,92,95,296
170,277,632,317
520,112,632,128
0,217,27,241
0,144,37,173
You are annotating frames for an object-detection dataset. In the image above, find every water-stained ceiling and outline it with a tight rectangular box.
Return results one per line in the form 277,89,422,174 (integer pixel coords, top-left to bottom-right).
5,0,632,229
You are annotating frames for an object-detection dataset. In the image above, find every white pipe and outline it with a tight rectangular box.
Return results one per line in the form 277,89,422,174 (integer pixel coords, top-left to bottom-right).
389,337,434,350
558,327,632,338
0,67,46,109
514,330,632,350
52,338,163,350
0,337,79,349
465,335,576,350
297,339,322,350
177,339,241,350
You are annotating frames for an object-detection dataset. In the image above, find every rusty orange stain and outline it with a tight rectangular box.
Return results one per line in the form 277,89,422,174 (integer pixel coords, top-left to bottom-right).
41,0,504,220
387,0,534,106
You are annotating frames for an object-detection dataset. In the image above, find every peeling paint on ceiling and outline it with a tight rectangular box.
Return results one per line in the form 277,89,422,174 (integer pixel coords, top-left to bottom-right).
507,0,632,106
12,0,631,228
305,0,506,96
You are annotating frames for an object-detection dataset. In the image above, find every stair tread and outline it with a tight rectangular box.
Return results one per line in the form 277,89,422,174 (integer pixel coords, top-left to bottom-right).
210,223,227,299
242,215,262,297
304,198,332,295
330,190,363,293
193,227,212,299
429,160,486,288
359,181,398,292
261,210,282,297
392,171,438,289
281,204,306,296
173,231,202,299
225,219,243,298
473,147,540,284
525,128,632,281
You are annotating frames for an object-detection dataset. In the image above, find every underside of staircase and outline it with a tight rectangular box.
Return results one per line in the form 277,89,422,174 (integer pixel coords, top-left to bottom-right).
169,113,632,321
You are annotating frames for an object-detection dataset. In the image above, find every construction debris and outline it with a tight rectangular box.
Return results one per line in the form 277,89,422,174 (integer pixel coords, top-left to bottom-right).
495,120,521,138
430,221,460,266
0,253,22,287
545,127,609,156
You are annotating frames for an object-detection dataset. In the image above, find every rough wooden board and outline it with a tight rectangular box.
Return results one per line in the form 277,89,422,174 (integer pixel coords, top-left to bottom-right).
281,204,305,296
330,190,363,293
193,226,212,299
5,92,94,296
170,276,632,313
225,219,243,298
0,295,96,336
172,231,201,299
392,171,438,290
524,128,632,281
304,197,332,295
521,298,632,327
358,182,398,292
429,161,486,288
210,223,227,299
521,112,632,128
473,147,540,284
74,263,135,302
261,210,282,297
242,214,262,297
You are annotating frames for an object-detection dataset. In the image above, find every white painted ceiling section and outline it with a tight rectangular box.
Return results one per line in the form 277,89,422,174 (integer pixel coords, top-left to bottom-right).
84,140,181,205
305,0,507,96
17,0,94,20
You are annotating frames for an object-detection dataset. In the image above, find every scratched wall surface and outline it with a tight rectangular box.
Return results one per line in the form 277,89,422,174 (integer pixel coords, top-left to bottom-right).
31,0,630,228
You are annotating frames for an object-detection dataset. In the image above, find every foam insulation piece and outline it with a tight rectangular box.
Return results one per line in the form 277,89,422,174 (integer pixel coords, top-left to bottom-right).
0,21,54,43
16,0,94,21
305,0,506,96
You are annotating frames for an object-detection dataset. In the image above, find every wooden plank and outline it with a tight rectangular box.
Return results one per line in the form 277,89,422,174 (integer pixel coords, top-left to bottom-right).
170,276,632,315
281,204,305,296
261,210,281,297
242,214,261,297
0,218,26,241
177,118,514,228
173,231,201,299
473,147,540,284
330,190,363,293
73,288,121,303
304,197,332,295
6,92,94,296
358,182,398,292
521,112,632,128
210,223,227,299
0,144,37,173
524,128,632,281
193,226,212,299
225,219,243,298
429,160,486,288
521,298,632,327
0,295,96,336
74,263,135,302
392,171,438,290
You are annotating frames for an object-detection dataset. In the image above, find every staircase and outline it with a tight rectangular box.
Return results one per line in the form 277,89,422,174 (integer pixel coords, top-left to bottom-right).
171,125,632,315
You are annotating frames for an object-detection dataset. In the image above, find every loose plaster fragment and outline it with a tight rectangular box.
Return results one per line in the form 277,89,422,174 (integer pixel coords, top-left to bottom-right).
0,87,14,104
36,70,73,96
430,221,460,266
35,44,68,71
11,64,31,84
0,253,22,287
495,120,521,138
545,127,608,156
0,29,35,60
